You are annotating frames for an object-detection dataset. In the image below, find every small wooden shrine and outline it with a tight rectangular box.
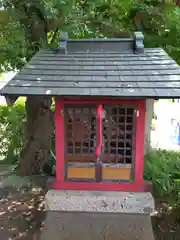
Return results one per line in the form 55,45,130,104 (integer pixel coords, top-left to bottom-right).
1,32,180,240
55,97,145,192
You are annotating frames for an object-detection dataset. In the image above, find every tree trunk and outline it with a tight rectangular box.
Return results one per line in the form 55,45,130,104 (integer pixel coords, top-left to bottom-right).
19,96,54,175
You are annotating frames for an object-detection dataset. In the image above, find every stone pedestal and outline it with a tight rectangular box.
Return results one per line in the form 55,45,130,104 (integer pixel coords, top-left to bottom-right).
41,190,155,240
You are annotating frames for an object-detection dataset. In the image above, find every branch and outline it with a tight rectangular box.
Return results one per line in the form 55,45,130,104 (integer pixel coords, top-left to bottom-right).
50,28,59,45
88,20,132,37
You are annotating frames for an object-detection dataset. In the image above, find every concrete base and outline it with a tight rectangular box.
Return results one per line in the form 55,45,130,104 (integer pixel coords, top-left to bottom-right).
41,212,154,240
41,190,155,240
44,190,154,213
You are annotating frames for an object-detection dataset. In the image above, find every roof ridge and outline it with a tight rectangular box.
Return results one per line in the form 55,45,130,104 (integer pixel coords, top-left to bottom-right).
58,31,144,54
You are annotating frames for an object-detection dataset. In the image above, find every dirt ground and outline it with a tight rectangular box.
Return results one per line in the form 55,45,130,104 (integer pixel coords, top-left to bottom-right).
0,187,45,239
0,179,180,239
152,201,180,240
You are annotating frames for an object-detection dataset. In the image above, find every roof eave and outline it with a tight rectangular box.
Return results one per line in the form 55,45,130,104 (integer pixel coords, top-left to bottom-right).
4,95,19,106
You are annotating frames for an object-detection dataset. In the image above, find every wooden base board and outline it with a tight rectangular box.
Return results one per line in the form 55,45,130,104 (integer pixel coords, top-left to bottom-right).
67,155,131,163
103,167,131,180
68,167,95,178
68,167,131,180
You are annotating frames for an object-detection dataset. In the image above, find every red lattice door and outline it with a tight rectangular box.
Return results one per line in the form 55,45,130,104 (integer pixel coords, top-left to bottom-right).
64,105,97,181
102,105,136,182
64,104,136,182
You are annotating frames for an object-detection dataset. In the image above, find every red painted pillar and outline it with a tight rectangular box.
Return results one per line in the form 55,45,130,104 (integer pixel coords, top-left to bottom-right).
135,100,146,188
55,98,64,185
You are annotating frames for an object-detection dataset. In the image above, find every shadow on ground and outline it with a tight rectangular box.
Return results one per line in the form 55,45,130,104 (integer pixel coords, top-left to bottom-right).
0,172,180,239
0,187,45,240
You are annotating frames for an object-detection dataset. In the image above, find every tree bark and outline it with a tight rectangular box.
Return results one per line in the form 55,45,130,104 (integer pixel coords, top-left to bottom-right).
13,3,55,175
19,96,54,175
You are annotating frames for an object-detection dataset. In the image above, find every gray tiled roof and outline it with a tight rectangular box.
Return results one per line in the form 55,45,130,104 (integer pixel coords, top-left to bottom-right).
1,43,180,98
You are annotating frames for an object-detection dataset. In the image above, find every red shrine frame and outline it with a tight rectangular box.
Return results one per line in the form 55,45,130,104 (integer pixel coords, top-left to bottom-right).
53,98,146,192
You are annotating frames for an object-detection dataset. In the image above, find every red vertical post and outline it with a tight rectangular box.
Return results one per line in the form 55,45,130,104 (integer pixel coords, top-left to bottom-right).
135,100,146,187
55,98,64,184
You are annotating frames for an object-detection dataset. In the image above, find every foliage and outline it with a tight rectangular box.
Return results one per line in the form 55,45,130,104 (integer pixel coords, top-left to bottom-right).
144,149,180,206
1,0,180,71
0,9,27,71
0,100,26,164
144,5,180,64
0,98,56,170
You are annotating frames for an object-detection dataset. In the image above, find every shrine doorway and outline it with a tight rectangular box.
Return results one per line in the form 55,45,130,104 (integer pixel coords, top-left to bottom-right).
64,103,136,183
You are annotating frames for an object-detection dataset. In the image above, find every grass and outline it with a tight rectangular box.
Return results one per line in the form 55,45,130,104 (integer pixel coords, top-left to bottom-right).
144,149,180,207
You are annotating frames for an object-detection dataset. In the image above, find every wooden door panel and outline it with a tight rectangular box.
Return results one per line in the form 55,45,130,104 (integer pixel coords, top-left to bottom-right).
102,167,131,180
68,167,96,179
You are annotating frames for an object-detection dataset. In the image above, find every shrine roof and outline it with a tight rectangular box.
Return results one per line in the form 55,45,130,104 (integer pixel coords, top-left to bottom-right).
1,32,180,100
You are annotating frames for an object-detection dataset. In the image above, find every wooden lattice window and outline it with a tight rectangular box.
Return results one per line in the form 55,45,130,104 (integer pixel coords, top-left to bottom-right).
65,105,97,155
103,105,135,164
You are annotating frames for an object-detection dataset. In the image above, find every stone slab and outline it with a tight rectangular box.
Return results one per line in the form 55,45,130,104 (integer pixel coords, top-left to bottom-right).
40,211,155,240
44,190,155,214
